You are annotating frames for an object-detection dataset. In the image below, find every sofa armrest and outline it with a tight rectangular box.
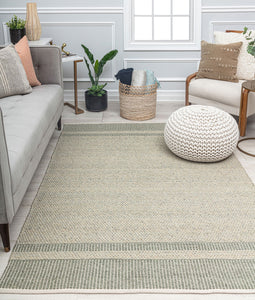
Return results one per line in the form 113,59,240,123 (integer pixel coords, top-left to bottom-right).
30,45,63,88
0,108,14,224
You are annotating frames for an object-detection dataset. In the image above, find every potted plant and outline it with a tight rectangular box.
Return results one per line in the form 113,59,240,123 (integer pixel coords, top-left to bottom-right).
6,15,26,44
81,44,118,112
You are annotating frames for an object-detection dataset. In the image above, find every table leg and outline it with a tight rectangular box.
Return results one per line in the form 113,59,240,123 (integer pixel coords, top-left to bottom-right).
239,88,249,137
64,60,84,115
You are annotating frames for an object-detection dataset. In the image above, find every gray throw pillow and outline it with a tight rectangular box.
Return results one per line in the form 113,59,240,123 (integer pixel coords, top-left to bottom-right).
0,44,32,99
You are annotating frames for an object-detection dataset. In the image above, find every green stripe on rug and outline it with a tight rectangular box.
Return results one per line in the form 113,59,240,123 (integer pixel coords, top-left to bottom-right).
1,123,255,291
13,242,255,252
1,259,255,290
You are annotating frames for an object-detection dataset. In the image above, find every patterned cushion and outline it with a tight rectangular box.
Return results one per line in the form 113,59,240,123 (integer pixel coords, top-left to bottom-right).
214,31,255,80
0,44,32,99
15,36,41,87
196,40,242,82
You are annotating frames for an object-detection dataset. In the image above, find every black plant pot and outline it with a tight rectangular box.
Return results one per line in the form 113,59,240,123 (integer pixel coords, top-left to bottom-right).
85,90,108,112
10,28,26,44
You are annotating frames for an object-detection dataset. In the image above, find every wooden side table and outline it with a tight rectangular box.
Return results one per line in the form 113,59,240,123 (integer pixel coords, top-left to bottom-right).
62,55,84,115
237,80,255,156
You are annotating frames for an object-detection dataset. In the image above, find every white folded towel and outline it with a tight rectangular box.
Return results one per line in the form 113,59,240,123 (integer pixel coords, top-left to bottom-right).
131,70,146,86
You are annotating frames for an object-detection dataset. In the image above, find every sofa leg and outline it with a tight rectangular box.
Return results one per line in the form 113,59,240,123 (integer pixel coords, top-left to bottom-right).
57,117,62,131
0,224,10,252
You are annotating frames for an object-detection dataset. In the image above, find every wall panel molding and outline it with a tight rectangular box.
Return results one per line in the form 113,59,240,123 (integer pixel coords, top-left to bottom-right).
41,21,116,49
124,58,200,82
0,7,124,14
209,20,255,41
37,21,116,82
202,6,255,13
64,90,185,102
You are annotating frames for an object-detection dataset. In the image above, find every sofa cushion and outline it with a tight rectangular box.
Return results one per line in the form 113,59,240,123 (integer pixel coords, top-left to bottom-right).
196,41,242,82
0,45,32,99
189,78,244,108
0,84,63,193
15,36,41,87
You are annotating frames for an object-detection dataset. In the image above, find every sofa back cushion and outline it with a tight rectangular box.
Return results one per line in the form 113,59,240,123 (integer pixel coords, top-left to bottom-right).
196,40,242,82
15,36,41,87
0,45,32,99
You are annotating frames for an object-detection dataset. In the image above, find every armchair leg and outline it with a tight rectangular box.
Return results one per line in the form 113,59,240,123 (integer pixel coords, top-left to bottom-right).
185,72,197,106
185,79,190,106
57,117,62,131
0,224,10,252
239,88,249,137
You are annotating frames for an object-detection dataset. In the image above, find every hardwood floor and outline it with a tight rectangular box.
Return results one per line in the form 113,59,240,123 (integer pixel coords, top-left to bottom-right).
0,100,255,300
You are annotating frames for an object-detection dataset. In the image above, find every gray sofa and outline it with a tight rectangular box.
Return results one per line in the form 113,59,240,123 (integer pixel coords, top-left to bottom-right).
0,45,64,252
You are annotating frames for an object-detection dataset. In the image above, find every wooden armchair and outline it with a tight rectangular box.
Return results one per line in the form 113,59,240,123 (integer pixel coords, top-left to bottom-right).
185,30,255,137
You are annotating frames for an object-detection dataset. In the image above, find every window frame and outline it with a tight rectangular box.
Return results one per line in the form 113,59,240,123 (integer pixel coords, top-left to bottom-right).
124,0,201,51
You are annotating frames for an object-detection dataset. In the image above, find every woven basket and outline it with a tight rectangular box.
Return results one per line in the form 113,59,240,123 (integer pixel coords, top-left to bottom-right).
119,82,157,121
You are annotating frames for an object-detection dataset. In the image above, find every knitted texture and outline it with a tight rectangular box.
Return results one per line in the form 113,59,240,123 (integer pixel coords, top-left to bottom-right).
164,105,239,162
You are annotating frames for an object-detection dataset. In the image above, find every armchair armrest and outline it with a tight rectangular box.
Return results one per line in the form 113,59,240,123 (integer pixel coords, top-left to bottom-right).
0,108,13,224
185,72,197,106
30,45,63,88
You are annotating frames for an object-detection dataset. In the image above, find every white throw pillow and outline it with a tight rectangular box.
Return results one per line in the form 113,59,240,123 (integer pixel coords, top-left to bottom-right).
214,31,255,80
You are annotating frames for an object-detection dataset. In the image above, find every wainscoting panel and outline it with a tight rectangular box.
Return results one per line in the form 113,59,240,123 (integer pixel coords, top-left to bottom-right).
40,22,116,82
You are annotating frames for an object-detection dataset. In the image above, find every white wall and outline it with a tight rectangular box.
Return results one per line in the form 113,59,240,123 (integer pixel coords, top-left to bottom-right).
1,0,255,101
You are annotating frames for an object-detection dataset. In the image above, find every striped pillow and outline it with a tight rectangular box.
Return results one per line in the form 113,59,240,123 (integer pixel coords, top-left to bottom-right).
0,44,32,99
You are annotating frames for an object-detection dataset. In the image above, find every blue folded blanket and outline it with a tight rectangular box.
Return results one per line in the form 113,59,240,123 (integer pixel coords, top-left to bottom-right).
146,70,160,88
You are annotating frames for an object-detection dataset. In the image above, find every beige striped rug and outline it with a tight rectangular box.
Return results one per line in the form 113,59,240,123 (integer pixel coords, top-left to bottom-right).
1,123,255,293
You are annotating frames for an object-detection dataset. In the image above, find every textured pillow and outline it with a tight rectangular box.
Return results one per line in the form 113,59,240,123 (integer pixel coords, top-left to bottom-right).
15,36,41,86
196,40,242,82
0,44,32,99
214,31,255,80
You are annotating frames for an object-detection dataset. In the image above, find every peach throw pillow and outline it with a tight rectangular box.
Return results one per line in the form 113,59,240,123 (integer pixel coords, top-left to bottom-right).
15,36,41,86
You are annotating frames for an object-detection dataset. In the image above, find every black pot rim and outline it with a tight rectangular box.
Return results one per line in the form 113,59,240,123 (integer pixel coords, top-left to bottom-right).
10,28,26,31
85,89,107,95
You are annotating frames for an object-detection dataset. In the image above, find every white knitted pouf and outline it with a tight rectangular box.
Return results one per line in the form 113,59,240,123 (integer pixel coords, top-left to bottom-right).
164,105,239,162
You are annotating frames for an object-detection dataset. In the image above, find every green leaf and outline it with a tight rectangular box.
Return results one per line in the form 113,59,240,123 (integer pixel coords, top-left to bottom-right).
99,50,118,67
243,27,248,35
87,84,107,96
84,58,95,85
81,44,94,65
247,45,255,57
94,60,99,75
98,49,118,77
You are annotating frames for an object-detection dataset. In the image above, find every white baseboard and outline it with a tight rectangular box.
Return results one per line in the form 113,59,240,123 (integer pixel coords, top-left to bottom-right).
64,89,185,102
